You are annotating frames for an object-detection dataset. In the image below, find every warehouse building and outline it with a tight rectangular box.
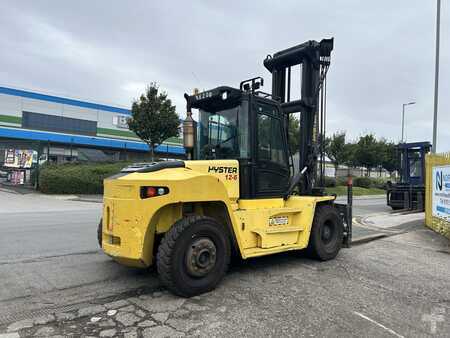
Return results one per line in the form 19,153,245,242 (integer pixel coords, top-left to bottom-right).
0,86,184,185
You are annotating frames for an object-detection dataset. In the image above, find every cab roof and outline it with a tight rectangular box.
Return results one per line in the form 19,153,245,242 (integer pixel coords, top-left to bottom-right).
185,86,281,112
186,86,242,111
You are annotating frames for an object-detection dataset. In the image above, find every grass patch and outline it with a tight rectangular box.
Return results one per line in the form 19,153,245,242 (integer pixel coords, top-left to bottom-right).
325,186,385,196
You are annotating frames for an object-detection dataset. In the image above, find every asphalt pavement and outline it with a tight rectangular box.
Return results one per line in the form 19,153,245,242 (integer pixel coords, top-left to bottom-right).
1,190,449,337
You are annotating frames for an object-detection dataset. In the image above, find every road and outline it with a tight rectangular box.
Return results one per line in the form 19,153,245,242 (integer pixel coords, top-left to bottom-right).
350,196,390,216
1,190,449,337
0,191,153,325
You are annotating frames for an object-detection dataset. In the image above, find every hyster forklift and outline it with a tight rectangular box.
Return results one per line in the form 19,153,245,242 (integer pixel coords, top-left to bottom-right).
99,38,352,297
387,141,431,210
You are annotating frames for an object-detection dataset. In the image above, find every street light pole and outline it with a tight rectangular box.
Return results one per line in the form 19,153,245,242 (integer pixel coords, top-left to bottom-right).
402,104,405,143
402,102,416,143
432,0,441,153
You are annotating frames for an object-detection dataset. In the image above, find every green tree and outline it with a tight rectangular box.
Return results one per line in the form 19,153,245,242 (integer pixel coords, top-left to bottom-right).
128,83,180,161
380,141,397,175
344,142,358,168
324,131,349,177
288,115,300,154
354,134,380,175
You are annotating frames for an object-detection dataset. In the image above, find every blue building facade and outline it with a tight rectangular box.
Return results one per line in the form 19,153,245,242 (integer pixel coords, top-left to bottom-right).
0,86,184,164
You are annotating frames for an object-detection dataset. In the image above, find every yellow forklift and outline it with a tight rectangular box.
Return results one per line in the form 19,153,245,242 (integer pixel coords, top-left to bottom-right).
99,38,352,297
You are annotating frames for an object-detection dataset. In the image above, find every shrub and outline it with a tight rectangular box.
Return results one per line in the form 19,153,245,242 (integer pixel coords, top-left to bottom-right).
353,176,373,189
336,177,348,186
323,176,336,187
371,177,388,190
39,162,131,194
335,176,387,189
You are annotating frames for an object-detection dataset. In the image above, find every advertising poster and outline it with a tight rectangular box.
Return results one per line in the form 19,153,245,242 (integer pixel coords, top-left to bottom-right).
4,149,35,168
432,165,450,221
4,149,19,167
17,149,34,168
11,170,25,185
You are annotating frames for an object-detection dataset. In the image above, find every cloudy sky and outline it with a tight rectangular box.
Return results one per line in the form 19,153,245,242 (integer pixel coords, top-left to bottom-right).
1,1,448,151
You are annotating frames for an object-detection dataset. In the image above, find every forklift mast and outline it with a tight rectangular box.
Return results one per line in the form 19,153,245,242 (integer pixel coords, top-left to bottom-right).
264,38,333,194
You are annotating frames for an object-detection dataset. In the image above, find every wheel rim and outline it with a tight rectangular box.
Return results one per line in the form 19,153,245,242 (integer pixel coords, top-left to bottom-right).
185,237,217,278
321,220,336,245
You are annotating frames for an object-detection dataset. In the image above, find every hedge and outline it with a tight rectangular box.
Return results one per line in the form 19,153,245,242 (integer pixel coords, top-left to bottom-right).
323,176,336,187
325,176,388,189
39,162,131,194
353,176,373,189
38,162,390,194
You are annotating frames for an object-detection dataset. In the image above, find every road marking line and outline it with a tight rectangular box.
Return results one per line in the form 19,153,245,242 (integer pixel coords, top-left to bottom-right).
353,311,405,338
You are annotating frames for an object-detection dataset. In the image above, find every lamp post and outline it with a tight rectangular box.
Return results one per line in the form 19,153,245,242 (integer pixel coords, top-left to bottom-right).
402,101,416,143
432,0,441,153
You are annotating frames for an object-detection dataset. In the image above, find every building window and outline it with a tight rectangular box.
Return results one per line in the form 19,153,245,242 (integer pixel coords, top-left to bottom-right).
22,111,97,136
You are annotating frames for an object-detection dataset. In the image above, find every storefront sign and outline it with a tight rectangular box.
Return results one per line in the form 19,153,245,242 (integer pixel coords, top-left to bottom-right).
432,165,450,221
112,115,129,129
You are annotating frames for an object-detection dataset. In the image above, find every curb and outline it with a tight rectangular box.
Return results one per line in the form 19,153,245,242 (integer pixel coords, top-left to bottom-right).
0,187,20,194
352,194,386,200
351,233,387,245
0,186,36,195
335,194,385,201
70,198,103,204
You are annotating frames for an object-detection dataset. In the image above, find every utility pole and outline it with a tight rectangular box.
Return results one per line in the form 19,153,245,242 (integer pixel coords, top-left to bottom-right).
432,0,441,153
402,102,416,142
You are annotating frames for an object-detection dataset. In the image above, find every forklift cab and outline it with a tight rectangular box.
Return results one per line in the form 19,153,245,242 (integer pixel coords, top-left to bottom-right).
185,39,335,200
188,84,291,199
387,141,431,210
398,142,431,186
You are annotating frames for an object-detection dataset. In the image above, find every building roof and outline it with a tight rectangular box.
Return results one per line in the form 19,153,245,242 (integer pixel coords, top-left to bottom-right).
0,86,131,115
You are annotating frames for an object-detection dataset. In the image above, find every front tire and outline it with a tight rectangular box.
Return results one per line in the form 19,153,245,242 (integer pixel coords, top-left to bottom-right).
157,216,231,297
306,205,343,260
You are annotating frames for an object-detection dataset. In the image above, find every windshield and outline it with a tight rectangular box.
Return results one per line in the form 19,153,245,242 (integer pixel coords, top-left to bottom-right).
197,102,249,160
408,150,422,178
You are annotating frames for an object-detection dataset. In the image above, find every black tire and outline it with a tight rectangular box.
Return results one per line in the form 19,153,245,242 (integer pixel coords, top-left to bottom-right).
306,205,343,261
97,219,102,248
157,216,231,297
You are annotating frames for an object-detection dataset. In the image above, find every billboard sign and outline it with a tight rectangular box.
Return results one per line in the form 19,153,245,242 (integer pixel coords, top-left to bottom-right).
432,165,450,221
4,149,35,168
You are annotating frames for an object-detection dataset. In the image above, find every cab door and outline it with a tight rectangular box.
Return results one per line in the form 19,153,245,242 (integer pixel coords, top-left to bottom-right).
252,100,290,198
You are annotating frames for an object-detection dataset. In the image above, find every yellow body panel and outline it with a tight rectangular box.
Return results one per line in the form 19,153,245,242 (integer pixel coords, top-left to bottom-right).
184,160,240,201
235,196,333,258
101,160,335,267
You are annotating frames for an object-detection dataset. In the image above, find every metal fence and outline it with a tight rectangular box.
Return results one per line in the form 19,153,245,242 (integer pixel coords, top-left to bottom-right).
425,152,450,240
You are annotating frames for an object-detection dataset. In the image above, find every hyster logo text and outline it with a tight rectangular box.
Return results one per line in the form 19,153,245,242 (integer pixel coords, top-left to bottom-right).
208,166,238,174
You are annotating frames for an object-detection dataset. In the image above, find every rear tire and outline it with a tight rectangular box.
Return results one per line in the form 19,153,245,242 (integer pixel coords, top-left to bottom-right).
306,205,343,261
97,219,102,248
157,216,231,297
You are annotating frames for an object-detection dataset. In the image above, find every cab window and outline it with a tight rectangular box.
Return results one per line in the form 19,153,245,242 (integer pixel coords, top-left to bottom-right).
257,108,287,166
